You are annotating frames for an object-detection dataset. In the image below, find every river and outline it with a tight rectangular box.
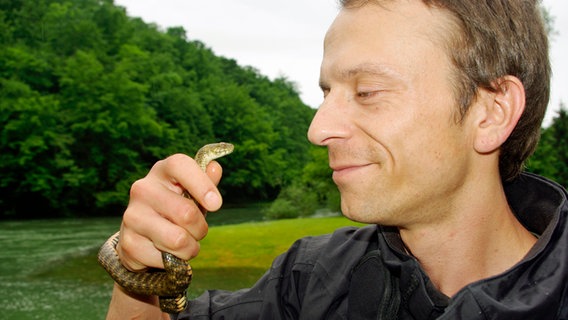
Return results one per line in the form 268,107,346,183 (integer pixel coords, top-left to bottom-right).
0,204,268,319
0,217,120,319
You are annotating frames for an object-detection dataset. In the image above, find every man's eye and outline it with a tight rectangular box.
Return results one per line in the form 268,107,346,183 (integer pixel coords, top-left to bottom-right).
357,91,379,98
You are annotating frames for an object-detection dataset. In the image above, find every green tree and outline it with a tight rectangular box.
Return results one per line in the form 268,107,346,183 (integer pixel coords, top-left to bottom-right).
43,1,104,56
265,146,340,219
0,80,75,217
527,104,568,187
0,0,316,219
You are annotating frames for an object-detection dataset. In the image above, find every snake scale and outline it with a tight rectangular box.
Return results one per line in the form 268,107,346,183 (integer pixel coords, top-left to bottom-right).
98,142,234,313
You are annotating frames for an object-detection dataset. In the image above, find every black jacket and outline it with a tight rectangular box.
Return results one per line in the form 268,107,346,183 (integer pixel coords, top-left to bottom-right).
173,173,568,319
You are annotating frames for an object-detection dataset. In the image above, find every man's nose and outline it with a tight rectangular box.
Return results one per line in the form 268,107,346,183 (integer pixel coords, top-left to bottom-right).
307,91,351,146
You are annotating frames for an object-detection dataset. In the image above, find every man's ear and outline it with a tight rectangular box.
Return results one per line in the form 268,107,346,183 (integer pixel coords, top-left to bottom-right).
472,76,525,154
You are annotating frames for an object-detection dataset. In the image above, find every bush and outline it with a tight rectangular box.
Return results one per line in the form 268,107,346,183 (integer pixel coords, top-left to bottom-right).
264,183,319,219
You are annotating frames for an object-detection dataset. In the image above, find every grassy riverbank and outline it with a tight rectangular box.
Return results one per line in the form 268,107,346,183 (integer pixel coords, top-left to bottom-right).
0,210,363,319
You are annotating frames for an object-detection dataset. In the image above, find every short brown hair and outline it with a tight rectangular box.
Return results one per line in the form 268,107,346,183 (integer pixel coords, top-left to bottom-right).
339,0,551,180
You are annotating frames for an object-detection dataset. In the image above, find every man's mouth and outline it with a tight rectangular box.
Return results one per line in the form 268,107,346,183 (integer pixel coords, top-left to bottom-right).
331,163,373,181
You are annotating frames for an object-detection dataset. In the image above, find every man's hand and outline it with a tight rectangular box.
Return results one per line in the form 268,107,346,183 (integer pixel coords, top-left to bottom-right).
117,153,224,272
105,153,225,319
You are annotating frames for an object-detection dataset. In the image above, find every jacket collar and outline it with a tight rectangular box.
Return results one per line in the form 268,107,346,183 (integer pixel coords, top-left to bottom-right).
379,173,568,319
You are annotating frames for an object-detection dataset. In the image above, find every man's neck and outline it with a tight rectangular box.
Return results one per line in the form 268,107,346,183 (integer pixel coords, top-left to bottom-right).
398,178,537,297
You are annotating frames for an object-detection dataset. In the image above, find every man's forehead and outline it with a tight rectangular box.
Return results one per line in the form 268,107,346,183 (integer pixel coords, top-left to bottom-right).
324,2,456,47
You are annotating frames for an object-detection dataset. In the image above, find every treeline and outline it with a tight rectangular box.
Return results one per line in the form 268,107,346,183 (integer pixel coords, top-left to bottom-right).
0,0,318,219
527,106,568,188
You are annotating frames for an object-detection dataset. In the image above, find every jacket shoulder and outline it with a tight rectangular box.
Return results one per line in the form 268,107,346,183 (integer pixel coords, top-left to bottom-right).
288,225,378,267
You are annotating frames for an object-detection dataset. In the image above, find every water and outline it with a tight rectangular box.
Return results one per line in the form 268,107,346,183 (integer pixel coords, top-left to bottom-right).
0,218,121,320
0,205,268,319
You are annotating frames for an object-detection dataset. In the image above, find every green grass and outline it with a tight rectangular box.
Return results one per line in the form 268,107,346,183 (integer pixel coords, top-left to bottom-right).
189,216,366,296
0,212,365,319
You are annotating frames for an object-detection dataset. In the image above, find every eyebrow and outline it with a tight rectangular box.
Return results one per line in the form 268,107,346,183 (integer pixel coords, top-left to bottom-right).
319,63,403,89
341,63,401,80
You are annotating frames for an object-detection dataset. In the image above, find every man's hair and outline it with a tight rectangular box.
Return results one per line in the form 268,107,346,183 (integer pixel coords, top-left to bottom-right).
339,0,551,181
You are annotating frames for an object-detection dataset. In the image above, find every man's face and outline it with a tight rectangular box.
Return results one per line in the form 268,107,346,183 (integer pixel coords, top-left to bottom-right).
308,1,476,226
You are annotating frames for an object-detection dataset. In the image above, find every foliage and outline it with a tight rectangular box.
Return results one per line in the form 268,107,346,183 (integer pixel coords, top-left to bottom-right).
265,146,340,219
527,105,568,188
264,182,319,219
0,0,314,218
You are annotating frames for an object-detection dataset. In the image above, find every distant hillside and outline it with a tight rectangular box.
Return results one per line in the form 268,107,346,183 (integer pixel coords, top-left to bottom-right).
0,0,315,218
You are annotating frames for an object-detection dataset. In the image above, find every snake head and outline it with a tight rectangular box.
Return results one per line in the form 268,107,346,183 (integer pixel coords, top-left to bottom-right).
195,142,234,172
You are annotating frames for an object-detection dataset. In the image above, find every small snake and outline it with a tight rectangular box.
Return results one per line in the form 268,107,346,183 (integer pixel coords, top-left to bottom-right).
98,142,234,313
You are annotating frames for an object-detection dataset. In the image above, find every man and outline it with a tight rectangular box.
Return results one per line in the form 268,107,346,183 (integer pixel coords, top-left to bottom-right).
105,0,568,319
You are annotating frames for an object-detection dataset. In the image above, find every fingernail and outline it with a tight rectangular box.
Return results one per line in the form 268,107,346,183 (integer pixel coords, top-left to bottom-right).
204,191,221,210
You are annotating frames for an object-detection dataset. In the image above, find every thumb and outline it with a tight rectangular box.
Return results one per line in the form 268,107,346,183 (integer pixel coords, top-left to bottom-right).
206,161,224,186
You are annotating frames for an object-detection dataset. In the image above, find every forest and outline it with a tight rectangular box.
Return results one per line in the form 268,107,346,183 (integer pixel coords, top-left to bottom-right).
0,0,566,220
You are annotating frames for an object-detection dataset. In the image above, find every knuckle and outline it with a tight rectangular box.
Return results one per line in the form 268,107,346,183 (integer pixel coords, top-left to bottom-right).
189,242,201,259
117,233,137,263
166,229,201,260
179,203,199,226
129,178,148,200
178,207,209,241
117,247,147,272
165,153,194,171
195,221,209,241
121,210,136,231
122,205,144,229
201,224,209,239
182,240,201,260
169,229,190,252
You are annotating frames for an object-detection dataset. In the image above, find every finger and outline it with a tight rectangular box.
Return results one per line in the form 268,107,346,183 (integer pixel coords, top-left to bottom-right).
130,175,209,241
120,204,202,268
117,222,163,271
138,214,201,262
158,154,223,212
206,161,223,187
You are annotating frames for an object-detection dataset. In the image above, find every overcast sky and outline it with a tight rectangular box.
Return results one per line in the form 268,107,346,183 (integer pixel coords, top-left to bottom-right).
114,0,567,126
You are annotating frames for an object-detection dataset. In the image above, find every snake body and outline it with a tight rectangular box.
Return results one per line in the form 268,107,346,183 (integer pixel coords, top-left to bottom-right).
98,142,234,313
